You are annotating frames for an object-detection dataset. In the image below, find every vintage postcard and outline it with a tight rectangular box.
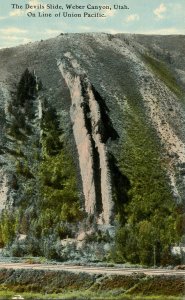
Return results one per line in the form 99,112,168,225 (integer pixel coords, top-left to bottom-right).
0,0,184,299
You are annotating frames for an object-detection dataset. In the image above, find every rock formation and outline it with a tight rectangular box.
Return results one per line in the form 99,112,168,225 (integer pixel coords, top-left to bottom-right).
58,53,114,224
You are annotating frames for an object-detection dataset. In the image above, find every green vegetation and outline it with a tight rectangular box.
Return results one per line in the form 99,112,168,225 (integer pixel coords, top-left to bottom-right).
112,91,182,265
142,53,184,98
0,291,182,300
0,69,82,258
16,68,37,106
26,99,83,256
7,69,37,140
0,269,183,299
0,211,19,247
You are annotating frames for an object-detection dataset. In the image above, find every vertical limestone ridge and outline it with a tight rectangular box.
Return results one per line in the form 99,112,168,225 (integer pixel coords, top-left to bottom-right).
58,53,114,225
58,57,97,217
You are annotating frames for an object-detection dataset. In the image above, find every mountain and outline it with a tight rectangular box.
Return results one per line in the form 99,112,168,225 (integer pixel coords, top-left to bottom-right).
0,33,185,265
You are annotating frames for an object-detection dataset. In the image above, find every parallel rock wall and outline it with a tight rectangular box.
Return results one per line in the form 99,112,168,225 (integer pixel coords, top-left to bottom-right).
58,54,114,225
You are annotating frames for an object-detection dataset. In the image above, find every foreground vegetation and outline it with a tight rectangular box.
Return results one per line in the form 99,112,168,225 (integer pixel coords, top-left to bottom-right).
0,269,184,299
0,290,183,299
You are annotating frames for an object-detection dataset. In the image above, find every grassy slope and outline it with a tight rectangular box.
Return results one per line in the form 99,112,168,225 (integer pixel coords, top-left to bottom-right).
0,269,183,299
113,53,183,264
0,291,182,299
142,53,184,98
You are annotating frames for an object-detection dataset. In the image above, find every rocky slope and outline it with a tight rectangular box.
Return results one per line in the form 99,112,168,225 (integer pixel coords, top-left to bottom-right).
0,33,185,264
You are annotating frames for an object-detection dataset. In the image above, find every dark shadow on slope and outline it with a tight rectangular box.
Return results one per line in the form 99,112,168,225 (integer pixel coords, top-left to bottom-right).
91,85,119,143
109,153,131,224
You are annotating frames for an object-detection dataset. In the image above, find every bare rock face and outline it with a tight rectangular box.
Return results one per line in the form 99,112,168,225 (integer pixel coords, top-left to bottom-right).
58,53,114,225
0,171,8,210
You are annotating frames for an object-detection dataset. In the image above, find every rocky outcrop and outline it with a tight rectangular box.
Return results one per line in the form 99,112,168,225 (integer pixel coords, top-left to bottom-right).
0,171,8,210
58,53,115,225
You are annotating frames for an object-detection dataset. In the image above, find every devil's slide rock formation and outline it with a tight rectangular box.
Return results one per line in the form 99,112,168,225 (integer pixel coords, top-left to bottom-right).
58,53,114,224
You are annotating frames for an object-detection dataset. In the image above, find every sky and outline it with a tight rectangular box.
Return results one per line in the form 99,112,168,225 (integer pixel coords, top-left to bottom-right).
0,0,185,48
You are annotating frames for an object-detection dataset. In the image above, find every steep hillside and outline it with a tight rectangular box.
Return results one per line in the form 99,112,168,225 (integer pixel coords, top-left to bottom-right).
0,33,185,265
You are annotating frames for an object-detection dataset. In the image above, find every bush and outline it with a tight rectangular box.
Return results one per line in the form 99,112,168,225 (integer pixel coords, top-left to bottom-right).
0,210,18,246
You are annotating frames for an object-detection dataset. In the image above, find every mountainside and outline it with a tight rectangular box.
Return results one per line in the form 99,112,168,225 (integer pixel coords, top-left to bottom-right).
0,33,185,265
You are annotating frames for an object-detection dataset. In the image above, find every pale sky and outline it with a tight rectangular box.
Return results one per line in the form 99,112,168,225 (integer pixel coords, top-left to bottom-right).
0,0,185,48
